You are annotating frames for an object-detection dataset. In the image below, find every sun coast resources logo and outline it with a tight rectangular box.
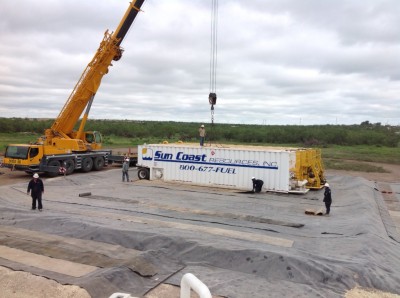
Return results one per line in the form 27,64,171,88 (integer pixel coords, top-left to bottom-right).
142,148,278,169
209,150,278,169
155,150,207,162
142,148,153,161
208,157,278,168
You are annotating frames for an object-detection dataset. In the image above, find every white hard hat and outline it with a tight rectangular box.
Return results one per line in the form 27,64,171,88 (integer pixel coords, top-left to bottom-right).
325,183,329,187
33,173,39,178
252,177,255,180
201,124,204,127
125,158,129,162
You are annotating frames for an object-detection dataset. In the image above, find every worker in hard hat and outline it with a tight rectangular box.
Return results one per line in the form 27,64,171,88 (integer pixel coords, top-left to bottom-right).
27,173,45,211
122,157,130,182
323,183,332,215
251,177,264,193
199,124,206,146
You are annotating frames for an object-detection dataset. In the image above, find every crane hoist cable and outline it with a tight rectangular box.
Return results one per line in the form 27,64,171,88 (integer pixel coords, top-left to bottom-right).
209,0,218,126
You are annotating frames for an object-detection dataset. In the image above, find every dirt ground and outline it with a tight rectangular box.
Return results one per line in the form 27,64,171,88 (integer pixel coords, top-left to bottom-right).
1,157,399,298
325,161,400,184
0,163,120,186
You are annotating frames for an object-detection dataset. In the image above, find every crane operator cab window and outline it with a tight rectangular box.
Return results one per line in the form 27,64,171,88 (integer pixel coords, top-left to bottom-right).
85,132,102,144
94,131,102,144
85,133,94,143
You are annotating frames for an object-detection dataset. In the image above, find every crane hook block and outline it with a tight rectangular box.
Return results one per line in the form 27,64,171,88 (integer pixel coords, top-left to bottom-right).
209,93,217,105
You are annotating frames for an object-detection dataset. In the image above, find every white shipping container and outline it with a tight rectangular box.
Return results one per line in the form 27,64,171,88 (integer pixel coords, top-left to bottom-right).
137,144,310,193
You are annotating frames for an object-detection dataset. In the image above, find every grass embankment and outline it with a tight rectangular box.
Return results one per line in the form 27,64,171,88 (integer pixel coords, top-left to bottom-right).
0,133,41,153
1,133,399,173
322,145,400,173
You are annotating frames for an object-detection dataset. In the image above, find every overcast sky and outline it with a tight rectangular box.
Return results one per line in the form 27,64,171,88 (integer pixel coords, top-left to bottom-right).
1,0,399,125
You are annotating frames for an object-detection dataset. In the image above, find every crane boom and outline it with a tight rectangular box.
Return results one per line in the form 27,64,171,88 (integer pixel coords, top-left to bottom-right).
114,1,144,46
47,0,145,145
3,1,145,177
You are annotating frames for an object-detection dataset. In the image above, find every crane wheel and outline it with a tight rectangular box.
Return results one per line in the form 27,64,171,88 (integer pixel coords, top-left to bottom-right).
93,157,105,171
47,160,60,177
81,157,93,172
65,160,75,175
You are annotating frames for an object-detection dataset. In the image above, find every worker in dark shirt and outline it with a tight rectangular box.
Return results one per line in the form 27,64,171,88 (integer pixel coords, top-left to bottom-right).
323,183,332,215
27,173,44,211
252,177,264,193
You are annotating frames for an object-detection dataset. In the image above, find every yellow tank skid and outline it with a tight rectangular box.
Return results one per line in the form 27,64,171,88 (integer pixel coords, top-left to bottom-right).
292,149,326,189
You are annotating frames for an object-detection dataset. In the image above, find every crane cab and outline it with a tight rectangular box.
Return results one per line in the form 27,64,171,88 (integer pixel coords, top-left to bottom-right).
83,131,103,150
3,144,43,172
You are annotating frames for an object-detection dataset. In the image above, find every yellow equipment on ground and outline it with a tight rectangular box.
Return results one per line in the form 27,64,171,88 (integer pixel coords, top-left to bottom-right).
291,148,326,189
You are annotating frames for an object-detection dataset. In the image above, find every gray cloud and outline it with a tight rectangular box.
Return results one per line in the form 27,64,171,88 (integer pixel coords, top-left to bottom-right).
0,0,399,126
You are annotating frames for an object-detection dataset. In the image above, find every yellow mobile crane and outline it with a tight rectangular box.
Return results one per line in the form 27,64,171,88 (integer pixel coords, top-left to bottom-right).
3,0,145,176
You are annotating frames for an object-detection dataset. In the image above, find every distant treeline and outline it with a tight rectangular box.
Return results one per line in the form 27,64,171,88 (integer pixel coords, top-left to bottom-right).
0,118,399,147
